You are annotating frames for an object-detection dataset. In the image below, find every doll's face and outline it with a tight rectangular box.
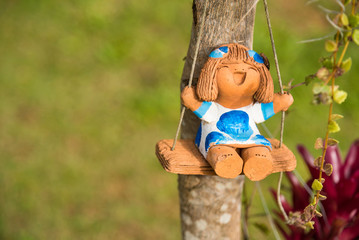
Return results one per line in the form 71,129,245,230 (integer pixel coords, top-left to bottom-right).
216,60,260,99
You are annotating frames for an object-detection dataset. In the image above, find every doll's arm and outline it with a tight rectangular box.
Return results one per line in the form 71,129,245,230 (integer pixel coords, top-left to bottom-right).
273,92,294,113
181,86,218,122
181,86,203,112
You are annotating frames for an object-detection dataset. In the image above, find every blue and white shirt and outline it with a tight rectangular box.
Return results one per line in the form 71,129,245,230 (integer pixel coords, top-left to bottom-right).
194,102,275,158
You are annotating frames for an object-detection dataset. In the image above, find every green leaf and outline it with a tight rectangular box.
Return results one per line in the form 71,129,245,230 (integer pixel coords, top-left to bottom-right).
353,29,359,46
333,90,348,104
341,57,352,73
315,210,323,217
305,221,315,230
349,14,359,27
312,83,322,94
312,179,323,191
312,83,333,105
327,137,339,146
321,57,334,69
314,138,324,150
312,83,330,95
331,113,344,120
340,13,349,26
323,163,333,176
318,194,327,200
325,40,337,52
311,196,317,205
342,0,351,5
328,120,340,133
344,31,352,43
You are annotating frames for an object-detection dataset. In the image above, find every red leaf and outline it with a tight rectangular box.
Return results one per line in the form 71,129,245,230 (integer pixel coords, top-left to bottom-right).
320,175,338,204
342,139,359,178
340,223,359,240
325,145,342,184
351,170,359,193
336,178,357,205
327,218,348,239
286,172,310,210
297,145,319,178
339,193,359,217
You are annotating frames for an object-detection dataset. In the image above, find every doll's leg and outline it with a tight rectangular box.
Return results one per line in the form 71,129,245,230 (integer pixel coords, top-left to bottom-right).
207,145,243,179
241,146,273,181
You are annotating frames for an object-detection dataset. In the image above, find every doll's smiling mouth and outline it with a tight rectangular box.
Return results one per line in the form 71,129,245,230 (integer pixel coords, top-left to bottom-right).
233,72,246,85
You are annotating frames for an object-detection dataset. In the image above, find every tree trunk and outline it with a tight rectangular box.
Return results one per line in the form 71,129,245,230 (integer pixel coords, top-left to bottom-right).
178,0,256,239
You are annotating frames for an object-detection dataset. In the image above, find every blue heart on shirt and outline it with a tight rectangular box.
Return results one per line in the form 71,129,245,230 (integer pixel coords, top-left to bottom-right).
216,110,253,141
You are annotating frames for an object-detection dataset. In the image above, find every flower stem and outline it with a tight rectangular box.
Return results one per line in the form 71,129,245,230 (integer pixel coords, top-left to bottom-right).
321,80,335,180
337,41,350,66
312,75,335,219
353,0,356,15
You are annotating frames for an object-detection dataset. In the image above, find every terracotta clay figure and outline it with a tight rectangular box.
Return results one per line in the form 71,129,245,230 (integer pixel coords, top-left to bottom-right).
181,43,293,181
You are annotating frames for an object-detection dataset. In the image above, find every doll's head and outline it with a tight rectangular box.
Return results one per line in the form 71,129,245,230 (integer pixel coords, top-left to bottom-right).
197,43,274,103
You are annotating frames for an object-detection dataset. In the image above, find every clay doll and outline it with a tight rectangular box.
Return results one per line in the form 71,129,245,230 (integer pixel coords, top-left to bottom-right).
181,43,293,181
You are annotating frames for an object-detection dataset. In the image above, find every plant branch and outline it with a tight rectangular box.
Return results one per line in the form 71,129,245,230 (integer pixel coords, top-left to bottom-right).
337,41,350,66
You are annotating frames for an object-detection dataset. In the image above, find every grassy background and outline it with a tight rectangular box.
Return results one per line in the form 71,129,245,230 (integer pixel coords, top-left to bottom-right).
0,0,358,239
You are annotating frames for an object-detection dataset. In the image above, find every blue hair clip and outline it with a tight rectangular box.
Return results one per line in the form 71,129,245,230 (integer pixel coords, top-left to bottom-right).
247,50,264,64
209,46,229,58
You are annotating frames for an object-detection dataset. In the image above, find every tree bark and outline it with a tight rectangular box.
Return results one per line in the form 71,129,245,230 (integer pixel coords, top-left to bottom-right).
178,0,256,239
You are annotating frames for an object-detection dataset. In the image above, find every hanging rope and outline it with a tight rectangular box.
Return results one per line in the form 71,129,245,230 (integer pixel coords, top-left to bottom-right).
171,0,209,151
263,0,285,143
263,0,288,222
256,182,282,240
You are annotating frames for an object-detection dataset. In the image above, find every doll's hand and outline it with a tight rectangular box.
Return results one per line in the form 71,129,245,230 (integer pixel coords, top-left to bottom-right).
273,92,294,113
181,86,202,111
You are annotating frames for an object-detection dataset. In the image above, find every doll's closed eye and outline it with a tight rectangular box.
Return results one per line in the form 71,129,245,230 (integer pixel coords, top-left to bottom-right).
234,66,257,73
248,66,258,71
218,66,229,70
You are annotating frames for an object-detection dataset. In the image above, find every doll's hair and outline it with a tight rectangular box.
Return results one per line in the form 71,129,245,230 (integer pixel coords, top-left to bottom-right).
196,43,274,103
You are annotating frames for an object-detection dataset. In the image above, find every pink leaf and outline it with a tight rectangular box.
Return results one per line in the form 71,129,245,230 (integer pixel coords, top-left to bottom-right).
342,139,359,178
325,145,342,183
297,145,319,178
286,172,309,210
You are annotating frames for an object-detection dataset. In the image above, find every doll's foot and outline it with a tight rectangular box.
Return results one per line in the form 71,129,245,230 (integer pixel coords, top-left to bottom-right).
242,147,273,181
207,146,243,178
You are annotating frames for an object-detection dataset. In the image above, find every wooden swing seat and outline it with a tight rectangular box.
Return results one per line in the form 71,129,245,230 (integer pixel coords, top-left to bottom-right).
155,138,296,176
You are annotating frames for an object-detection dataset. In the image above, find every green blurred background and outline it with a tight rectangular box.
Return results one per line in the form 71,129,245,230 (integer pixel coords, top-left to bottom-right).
0,0,358,239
